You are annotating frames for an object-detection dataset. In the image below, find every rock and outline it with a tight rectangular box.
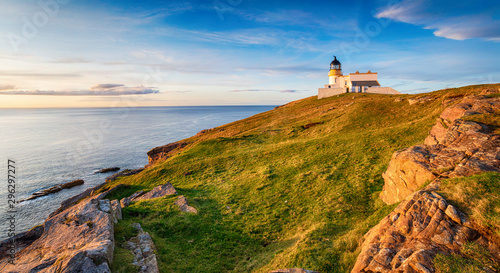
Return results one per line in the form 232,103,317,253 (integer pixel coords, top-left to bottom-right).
19,179,85,203
125,223,159,273
270,268,319,273
352,190,493,273
110,200,122,223
174,195,198,213
50,184,124,218
95,167,120,174
132,183,177,202
120,190,145,208
380,146,436,204
105,168,144,183
0,225,44,260
408,96,434,105
146,141,189,167
0,192,122,272
480,88,500,95
381,95,500,204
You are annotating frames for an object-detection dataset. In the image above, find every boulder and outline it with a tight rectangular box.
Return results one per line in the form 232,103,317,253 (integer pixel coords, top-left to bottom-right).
0,192,122,272
19,179,84,203
353,190,495,273
120,190,145,208
124,223,160,273
380,146,436,204
131,183,177,202
174,195,198,213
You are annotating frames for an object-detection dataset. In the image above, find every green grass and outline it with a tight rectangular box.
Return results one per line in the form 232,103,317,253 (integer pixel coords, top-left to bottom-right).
434,242,500,273
438,172,500,237
108,84,500,272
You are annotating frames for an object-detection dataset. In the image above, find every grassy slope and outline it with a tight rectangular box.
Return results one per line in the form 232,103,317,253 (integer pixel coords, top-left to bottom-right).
106,84,499,273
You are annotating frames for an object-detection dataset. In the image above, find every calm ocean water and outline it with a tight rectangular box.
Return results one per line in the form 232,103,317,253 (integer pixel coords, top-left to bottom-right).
0,106,275,240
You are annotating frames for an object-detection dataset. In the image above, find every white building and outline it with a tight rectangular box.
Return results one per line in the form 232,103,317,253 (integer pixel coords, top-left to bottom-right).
318,56,400,99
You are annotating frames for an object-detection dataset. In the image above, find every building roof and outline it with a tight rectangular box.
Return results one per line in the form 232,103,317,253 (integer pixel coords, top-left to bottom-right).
351,80,380,86
330,56,341,66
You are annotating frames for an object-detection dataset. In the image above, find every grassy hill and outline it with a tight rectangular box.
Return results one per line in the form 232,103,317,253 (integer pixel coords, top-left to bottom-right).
105,84,499,272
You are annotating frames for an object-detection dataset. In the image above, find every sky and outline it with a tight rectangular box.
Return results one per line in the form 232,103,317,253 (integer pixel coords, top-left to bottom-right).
0,0,499,108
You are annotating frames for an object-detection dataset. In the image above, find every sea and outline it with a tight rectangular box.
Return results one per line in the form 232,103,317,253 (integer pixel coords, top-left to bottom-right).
0,106,275,240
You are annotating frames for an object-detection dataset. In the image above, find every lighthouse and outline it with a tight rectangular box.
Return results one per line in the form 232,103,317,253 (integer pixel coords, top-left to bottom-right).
318,56,400,99
328,56,342,85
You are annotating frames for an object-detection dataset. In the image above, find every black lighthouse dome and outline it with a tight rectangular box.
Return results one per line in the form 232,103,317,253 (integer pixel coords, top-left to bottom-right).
330,56,341,70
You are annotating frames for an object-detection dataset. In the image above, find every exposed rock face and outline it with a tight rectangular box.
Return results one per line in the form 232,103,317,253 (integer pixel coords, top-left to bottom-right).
95,167,120,174
125,223,160,273
105,168,144,183
0,225,44,260
0,191,121,272
19,179,84,203
120,190,145,208
132,183,177,202
356,94,500,272
120,183,177,209
352,190,499,273
174,195,198,213
146,141,188,167
381,96,500,204
408,96,434,105
381,146,436,204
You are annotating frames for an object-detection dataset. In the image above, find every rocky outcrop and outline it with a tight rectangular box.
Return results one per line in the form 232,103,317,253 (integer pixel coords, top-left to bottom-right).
120,183,178,209
355,94,500,272
146,141,188,167
125,223,159,273
0,225,44,260
120,190,145,208
132,183,177,202
174,195,198,213
105,168,144,183
381,95,500,204
352,189,499,272
19,179,84,203
0,190,121,272
95,167,120,174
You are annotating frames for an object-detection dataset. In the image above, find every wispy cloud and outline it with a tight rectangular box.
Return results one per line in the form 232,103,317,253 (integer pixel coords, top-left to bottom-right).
0,85,159,96
0,85,15,91
230,89,303,93
376,0,500,41
90,84,125,90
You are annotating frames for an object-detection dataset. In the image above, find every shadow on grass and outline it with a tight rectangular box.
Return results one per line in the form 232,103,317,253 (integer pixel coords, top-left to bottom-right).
114,189,283,273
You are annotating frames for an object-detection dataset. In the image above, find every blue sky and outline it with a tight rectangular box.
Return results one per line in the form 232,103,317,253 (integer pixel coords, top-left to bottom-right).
0,0,499,107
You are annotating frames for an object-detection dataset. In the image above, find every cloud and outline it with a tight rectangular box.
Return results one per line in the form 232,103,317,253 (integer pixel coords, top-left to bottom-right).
0,85,15,91
90,84,125,90
0,85,159,96
375,0,500,41
230,89,303,93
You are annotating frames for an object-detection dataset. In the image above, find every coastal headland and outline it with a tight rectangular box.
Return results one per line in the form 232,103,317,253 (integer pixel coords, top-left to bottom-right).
2,83,500,272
